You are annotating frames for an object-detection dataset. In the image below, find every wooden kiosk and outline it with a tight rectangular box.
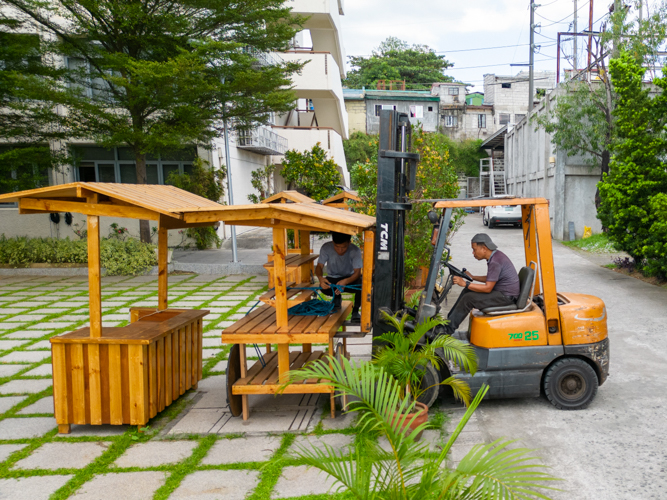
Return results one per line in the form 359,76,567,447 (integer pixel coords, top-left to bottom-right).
0,182,230,433
322,191,361,211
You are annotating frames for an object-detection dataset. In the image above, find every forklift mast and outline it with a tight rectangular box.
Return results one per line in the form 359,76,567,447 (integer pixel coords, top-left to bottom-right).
371,110,419,336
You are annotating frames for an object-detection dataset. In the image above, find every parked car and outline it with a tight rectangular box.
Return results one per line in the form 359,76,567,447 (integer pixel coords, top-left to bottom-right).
483,205,522,228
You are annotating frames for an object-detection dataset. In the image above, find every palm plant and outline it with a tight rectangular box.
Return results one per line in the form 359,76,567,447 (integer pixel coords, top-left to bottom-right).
282,357,559,500
374,313,476,405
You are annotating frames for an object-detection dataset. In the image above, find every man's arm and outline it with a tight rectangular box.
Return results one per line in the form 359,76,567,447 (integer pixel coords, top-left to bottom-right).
335,268,362,294
466,271,487,283
453,276,496,293
315,263,331,290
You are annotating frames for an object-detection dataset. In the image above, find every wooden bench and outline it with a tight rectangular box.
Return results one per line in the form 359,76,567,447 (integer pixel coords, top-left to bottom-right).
257,282,316,307
264,253,319,288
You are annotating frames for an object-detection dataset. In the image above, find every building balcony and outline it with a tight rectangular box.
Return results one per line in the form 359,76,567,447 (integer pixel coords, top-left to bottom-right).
241,47,283,69
281,51,349,139
287,0,346,76
271,125,349,186
236,126,288,156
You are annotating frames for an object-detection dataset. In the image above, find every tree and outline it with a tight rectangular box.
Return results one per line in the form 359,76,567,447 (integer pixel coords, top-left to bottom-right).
598,51,667,278
343,131,379,168
534,2,667,207
0,17,70,193
4,0,303,241
344,37,453,90
247,164,276,204
280,143,341,201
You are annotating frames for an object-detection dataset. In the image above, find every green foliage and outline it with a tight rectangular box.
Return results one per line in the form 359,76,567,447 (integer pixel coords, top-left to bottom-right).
343,132,379,168
248,164,276,204
598,51,667,278
374,312,476,404
167,158,224,250
280,143,341,201
348,128,460,281
0,235,157,275
444,137,487,177
344,37,454,90
561,233,617,253
282,357,559,500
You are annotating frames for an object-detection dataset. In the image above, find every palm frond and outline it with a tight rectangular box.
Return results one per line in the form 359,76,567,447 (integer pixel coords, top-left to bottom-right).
427,334,478,375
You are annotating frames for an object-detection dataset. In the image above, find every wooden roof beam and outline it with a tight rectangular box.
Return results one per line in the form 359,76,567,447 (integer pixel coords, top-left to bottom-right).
18,198,161,221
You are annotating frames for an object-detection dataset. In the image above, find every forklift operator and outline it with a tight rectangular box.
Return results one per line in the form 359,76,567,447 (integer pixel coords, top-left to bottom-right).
445,233,520,335
316,232,362,322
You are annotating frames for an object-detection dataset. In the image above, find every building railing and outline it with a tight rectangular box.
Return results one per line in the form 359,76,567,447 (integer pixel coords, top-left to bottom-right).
236,125,288,155
241,47,282,68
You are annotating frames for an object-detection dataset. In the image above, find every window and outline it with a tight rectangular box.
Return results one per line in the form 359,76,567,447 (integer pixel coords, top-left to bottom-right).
501,83,512,89
478,114,486,128
515,114,526,123
428,106,433,112
66,57,115,101
409,105,423,118
376,104,397,116
499,113,510,125
448,87,459,95
72,146,196,184
444,115,458,128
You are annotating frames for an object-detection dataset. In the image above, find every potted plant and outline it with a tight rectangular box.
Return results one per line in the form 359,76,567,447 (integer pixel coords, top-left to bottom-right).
282,357,559,499
372,312,477,439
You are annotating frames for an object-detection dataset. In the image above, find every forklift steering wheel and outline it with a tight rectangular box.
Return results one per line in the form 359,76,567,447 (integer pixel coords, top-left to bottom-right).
446,262,472,281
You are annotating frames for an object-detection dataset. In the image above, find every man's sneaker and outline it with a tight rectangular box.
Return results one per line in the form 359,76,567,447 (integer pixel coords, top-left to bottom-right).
350,311,361,322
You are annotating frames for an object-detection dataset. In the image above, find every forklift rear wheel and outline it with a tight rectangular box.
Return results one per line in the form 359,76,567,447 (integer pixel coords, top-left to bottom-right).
416,362,440,408
544,358,598,410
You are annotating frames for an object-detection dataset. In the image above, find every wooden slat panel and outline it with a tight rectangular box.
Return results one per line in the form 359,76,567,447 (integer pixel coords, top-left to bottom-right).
179,328,186,395
258,282,295,301
193,320,200,384
268,351,300,385
248,355,279,386
157,338,165,413
128,345,147,425
108,344,123,425
121,345,131,424
51,344,69,424
318,302,353,333
83,345,91,424
237,351,278,385
185,324,192,390
165,333,173,407
70,344,86,424
222,305,272,334
149,342,157,419
88,344,102,425
305,351,327,384
172,331,179,401
99,344,110,424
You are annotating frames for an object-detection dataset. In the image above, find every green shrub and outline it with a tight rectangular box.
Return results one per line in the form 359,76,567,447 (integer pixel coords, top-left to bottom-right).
0,234,157,275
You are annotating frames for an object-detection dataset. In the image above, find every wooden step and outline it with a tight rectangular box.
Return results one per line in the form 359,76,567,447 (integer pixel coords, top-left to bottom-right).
258,282,317,306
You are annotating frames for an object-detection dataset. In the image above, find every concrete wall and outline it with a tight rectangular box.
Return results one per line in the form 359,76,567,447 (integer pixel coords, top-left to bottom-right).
365,100,439,134
441,106,495,141
504,89,602,241
345,99,366,134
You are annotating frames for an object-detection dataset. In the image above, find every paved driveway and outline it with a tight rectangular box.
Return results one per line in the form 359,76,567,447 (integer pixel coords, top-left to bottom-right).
448,213,667,499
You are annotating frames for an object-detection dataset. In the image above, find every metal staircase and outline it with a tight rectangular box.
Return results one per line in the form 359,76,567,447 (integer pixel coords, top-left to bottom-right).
479,158,506,197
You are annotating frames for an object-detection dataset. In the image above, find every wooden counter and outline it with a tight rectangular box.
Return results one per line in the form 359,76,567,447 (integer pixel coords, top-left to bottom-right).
50,308,207,433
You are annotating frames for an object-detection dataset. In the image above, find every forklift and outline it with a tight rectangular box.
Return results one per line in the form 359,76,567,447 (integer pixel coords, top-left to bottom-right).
372,110,610,410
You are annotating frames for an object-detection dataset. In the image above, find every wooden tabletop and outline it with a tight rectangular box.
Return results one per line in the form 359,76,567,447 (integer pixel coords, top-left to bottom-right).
221,302,353,344
263,254,319,269
50,309,209,345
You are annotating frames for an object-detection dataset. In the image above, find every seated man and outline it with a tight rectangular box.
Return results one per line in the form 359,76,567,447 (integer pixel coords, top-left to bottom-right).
445,233,520,335
316,231,362,322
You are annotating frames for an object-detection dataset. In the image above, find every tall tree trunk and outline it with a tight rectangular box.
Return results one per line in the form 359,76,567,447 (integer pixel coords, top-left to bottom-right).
595,149,611,215
136,151,151,243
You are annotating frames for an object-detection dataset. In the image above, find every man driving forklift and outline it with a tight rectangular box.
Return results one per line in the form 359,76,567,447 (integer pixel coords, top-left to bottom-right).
446,233,520,336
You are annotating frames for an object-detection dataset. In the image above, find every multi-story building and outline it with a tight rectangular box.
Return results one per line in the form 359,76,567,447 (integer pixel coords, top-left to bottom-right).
431,82,494,141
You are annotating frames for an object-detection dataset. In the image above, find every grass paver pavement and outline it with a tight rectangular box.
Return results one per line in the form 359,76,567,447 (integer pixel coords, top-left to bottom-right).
0,273,453,499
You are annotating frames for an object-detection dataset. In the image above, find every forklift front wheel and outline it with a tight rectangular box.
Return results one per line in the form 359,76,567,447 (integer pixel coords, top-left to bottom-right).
416,362,440,408
544,358,598,410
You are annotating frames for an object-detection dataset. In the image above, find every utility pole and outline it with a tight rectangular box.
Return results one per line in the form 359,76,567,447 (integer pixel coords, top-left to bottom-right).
573,0,578,72
529,0,536,111
639,0,643,22
223,119,239,263
587,0,594,78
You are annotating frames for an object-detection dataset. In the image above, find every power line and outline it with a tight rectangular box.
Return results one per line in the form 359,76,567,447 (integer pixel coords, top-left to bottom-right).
536,0,590,27
346,42,535,58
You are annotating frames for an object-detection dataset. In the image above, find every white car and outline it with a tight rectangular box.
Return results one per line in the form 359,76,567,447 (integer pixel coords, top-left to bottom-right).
483,205,522,228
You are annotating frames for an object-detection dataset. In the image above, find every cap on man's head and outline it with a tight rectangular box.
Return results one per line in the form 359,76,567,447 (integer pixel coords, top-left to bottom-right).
471,233,498,251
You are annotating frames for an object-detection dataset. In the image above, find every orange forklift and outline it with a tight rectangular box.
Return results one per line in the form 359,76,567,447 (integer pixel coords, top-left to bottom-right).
373,110,609,410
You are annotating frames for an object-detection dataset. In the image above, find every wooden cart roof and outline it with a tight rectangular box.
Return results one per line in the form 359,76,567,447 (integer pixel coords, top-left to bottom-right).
262,191,315,204
322,191,361,207
1,183,376,233
434,197,548,208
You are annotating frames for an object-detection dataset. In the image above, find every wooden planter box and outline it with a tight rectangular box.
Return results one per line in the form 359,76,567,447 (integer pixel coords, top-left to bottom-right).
50,308,207,433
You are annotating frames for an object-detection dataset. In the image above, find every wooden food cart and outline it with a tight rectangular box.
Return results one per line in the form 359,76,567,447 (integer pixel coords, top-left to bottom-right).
322,191,361,211
208,195,376,420
0,182,233,433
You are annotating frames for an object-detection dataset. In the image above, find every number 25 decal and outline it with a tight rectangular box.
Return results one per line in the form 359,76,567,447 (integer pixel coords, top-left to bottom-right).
525,330,539,340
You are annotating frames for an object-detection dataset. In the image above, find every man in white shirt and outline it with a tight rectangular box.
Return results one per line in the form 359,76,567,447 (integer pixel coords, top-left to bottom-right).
315,232,362,322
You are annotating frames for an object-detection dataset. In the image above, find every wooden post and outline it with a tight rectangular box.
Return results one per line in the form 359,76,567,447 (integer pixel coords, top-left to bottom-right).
240,343,248,420
299,230,311,283
157,221,168,311
87,214,102,338
273,229,288,329
361,230,375,333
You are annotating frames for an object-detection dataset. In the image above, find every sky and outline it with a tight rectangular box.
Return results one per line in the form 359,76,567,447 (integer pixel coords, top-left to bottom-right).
339,0,621,92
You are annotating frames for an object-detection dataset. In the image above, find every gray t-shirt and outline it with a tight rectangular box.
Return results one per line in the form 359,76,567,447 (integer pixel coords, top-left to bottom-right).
318,241,362,278
487,250,521,297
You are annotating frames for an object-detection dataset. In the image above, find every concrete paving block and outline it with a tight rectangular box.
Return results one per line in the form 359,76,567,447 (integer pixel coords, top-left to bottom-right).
227,314,245,321
0,417,56,439
0,323,27,330
218,321,235,329
289,434,355,457
71,471,167,500
202,436,281,465
170,470,260,500
378,429,444,454
0,379,52,395
14,441,108,470
202,338,222,348
3,331,54,339
169,409,229,435
11,314,50,321
18,396,53,415
207,307,232,314
0,364,28,377
21,364,53,377
101,314,128,321
0,351,51,363
27,322,76,330
114,441,197,468
320,411,357,431
0,443,26,462
67,424,131,437
215,409,313,434
0,309,30,315
0,396,27,414
25,340,51,350
0,475,73,500
272,465,342,498
193,386,227,409
201,349,220,360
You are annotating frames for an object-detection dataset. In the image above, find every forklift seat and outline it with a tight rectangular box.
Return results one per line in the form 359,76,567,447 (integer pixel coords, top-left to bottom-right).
480,262,537,316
